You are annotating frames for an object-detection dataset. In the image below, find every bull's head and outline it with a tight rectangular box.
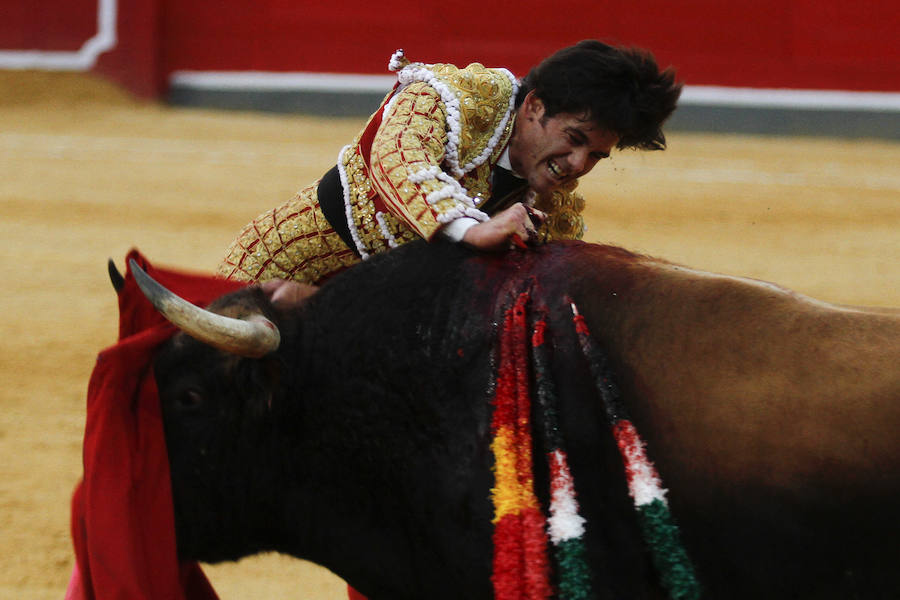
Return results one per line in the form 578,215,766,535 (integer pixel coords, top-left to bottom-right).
116,261,293,562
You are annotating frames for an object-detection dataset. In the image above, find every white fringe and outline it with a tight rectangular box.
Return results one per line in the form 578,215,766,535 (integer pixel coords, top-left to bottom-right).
396,63,518,179
375,211,399,248
336,145,370,260
458,68,519,175
388,49,407,72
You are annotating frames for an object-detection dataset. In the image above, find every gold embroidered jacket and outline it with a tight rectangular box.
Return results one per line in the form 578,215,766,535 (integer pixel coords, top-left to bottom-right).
339,58,585,258
219,55,585,285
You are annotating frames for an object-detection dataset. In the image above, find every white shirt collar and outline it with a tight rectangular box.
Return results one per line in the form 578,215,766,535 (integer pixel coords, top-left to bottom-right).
496,146,522,178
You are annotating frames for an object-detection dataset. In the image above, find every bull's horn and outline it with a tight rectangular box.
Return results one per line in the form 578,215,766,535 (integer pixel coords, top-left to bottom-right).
108,259,125,293
129,259,280,358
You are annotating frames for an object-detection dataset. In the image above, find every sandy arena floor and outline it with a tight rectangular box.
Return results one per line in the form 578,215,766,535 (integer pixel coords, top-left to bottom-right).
1,71,897,599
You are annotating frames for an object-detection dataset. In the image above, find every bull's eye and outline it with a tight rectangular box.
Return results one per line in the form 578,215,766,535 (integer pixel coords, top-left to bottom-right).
177,389,205,411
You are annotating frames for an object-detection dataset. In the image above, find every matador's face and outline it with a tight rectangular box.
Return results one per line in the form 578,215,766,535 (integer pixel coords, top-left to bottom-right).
508,91,619,195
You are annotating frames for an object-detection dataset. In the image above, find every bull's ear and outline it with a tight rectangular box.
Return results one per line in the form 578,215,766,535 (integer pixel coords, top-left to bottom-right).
108,259,125,293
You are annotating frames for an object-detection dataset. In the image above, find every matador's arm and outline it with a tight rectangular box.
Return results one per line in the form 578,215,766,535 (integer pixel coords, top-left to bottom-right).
368,82,489,241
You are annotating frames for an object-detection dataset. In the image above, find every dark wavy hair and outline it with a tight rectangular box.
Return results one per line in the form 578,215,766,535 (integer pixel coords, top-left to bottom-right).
518,40,682,151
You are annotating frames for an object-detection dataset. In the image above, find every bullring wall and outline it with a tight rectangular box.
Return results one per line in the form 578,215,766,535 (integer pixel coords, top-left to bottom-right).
3,0,898,136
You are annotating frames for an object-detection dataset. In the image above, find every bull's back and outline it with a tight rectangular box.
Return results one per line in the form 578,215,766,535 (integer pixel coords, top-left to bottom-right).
584,256,900,598
316,240,900,598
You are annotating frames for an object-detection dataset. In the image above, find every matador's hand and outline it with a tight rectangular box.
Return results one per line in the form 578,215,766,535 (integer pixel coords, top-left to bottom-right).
259,279,319,309
461,203,546,252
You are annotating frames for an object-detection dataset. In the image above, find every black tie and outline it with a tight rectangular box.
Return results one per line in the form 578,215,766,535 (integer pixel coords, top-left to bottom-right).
483,166,527,214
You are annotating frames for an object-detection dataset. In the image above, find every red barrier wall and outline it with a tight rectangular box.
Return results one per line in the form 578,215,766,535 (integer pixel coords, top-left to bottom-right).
2,0,898,97
0,0,95,50
94,0,164,98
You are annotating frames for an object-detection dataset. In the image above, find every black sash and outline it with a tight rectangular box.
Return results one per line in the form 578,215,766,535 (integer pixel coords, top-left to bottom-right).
317,165,360,256
317,164,526,254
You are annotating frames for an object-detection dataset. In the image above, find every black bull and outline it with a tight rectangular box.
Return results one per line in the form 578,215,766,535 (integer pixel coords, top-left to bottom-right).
139,239,900,599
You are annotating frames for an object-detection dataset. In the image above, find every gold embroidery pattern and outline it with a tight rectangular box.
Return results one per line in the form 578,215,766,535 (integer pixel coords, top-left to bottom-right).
342,146,418,256
427,63,516,169
358,73,517,239
218,182,360,285
533,182,586,241
458,113,516,208
367,83,450,240
459,163,491,208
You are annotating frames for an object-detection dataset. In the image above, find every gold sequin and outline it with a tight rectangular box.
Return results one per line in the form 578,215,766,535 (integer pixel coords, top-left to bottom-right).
218,183,360,284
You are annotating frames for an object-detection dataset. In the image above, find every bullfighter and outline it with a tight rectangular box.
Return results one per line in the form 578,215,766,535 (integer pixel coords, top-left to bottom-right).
218,40,682,286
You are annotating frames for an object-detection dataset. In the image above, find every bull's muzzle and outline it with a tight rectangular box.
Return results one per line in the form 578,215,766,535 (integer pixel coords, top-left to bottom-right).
129,259,281,357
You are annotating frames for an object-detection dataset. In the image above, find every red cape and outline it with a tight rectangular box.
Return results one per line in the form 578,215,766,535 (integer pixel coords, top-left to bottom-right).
67,250,246,600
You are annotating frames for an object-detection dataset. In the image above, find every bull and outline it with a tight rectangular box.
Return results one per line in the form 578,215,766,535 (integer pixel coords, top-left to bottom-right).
127,239,900,599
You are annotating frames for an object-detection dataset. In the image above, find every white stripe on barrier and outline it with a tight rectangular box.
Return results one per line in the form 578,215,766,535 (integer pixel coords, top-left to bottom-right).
0,0,117,70
680,85,900,112
170,71,900,113
170,71,396,93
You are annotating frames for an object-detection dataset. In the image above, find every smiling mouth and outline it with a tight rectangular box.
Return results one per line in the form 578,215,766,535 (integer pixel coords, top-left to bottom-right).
547,159,566,180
